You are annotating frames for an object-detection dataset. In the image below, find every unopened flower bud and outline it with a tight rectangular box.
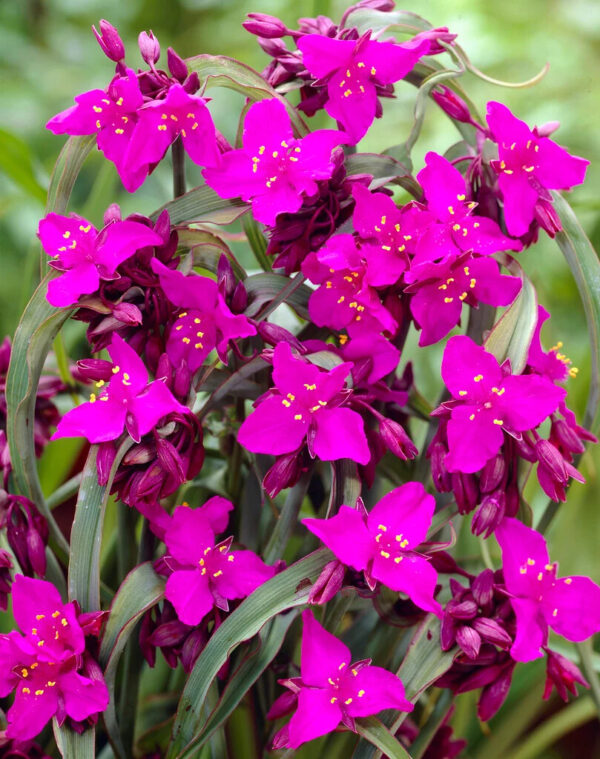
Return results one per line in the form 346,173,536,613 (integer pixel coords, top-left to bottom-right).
478,660,515,721
103,202,122,225
26,527,46,577
113,302,143,326
452,472,479,514
174,361,192,398
0,548,13,610
243,13,289,38
78,610,108,637
471,568,495,608
429,440,451,492
431,85,472,123
535,199,562,238
263,453,303,498
551,417,586,455
92,20,125,62
181,628,207,672
534,121,561,138
182,71,200,94
448,598,478,620
75,358,114,383
96,441,117,486
217,255,236,299
379,418,418,461
479,454,506,493
257,323,304,353
139,30,160,65
472,617,512,649
308,560,345,604
167,47,188,81
231,281,248,314
543,648,589,701
149,620,189,648
471,491,506,538
535,439,569,482
456,625,482,659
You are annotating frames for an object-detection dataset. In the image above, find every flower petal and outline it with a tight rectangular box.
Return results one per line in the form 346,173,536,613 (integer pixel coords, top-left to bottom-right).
287,687,342,749
345,665,413,717
300,610,351,687
237,395,308,455
165,569,214,626
367,482,435,548
165,504,214,565
544,576,600,643
303,505,372,571
312,407,370,464
60,669,109,722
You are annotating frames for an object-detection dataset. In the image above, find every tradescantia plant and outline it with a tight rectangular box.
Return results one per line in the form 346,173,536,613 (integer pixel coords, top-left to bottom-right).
2,3,600,757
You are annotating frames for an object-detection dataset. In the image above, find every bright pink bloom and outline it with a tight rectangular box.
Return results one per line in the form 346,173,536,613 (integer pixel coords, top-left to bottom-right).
237,342,370,464
0,576,108,741
414,152,521,264
440,336,566,473
303,482,442,615
38,212,163,307
274,610,413,748
486,102,589,237
151,259,256,371
527,306,576,383
124,84,220,179
163,499,275,626
302,234,397,334
298,32,431,143
52,334,189,443
46,68,148,192
496,518,600,662
203,99,347,225
406,253,521,346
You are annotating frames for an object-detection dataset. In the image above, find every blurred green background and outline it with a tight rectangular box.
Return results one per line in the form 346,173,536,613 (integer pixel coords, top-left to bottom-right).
1,1,599,755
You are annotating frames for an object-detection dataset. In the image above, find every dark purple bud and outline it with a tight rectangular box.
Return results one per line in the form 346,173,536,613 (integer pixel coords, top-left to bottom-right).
266,689,298,720
139,30,160,65
78,610,108,637
308,560,345,605
471,569,495,607
181,629,207,672
478,662,515,721
471,491,506,538
167,47,188,81
543,648,589,701
174,361,192,398
156,438,185,482
431,85,472,123
149,620,189,648
26,527,46,577
430,551,472,577
243,13,289,38
96,442,117,486
155,353,172,385
448,599,478,620
440,614,456,651
452,472,479,514
0,548,13,610
153,209,172,243
182,71,200,95
75,358,114,383
103,202,122,225
258,37,289,57
257,322,304,353
92,20,125,62
472,618,513,649
456,625,482,659
122,443,155,466
263,453,303,498
231,281,248,313
479,454,506,493
513,433,538,462
379,419,418,460
551,418,586,455
535,199,562,238
217,255,236,299
429,441,451,493
535,439,569,483
271,724,291,751
113,302,143,326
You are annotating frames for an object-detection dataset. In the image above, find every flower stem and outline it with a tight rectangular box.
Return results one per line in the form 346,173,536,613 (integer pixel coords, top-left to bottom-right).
577,639,600,720
172,136,186,198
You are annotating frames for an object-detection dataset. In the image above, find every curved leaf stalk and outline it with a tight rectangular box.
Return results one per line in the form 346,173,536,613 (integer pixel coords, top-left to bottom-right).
355,716,413,759
577,639,600,720
451,43,550,89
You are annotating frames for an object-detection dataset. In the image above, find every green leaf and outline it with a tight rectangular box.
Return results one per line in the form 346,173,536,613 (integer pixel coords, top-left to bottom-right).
53,721,95,759
68,439,132,612
0,127,47,203
176,226,247,280
243,213,271,272
355,717,414,759
178,612,298,759
45,135,95,215
244,272,312,319
186,54,308,136
167,548,333,758
152,183,248,226
344,8,433,34
345,152,419,195
553,191,600,432
484,264,537,375
99,563,166,759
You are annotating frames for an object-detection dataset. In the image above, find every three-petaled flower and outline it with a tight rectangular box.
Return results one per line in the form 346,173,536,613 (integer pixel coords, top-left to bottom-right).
496,518,600,661
270,610,413,748
486,102,589,237
0,576,108,741
439,336,566,473
163,498,275,626
237,341,370,464
39,212,163,308
52,333,189,443
303,482,442,615
203,98,348,225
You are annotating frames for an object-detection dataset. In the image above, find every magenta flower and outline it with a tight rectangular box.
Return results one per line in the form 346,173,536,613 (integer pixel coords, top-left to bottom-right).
303,482,442,615
414,152,521,265
163,499,275,626
237,341,370,464
38,212,163,307
46,68,148,192
486,102,589,237
124,84,220,178
351,184,430,287
52,334,189,443
203,99,348,225
527,306,577,382
0,576,108,741
496,518,600,662
406,253,521,346
440,336,566,473
151,259,256,371
302,234,397,334
297,32,431,143
272,610,413,748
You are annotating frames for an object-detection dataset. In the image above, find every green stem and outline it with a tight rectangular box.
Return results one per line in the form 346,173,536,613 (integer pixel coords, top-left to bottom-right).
242,214,271,271
53,332,78,404
577,639,600,720
263,468,312,563
509,696,595,759
479,536,495,571
117,502,139,580
172,136,186,198
46,472,82,510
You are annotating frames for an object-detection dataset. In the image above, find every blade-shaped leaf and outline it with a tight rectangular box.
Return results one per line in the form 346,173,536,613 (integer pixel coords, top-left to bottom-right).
345,152,419,196
99,562,166,759
176,226,247,280
152,183,248,226
244,272,311,319
344,8,433,34
355,717,414,759
553,191,600,432
0,127,47,203
167,548,332,757
45,134,95,215
53,721,95,759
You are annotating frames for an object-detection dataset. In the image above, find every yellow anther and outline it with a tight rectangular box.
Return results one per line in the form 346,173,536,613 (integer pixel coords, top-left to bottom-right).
381,244,391,251
474,374,483,382
272,150,279,158
565,578,572,585
294,414,303,420
112,365,120,373
527,558,536,566
537,572,543,581
351,668,358,676
116,97,124,106
61,618,68,627
22,687,31,694
93,106,102,113
394,556,403,564
358,689,365,697
158,125,168,131
228,555,235,562
447,205,455,215
115,128,124,135
282,399,291,407
520,566,527,574
95,380,105,388
380,550,390,559
552,608,558,617
370,66,376,75
344,698,353,705
35,689,45,696
457,193,466,201
47,680,56,687
213,570,223,578
182,337,191,344
287,393,295,401
378,524,387,531
37,640,44,647
458,390,467,396
195,342,203,349
493,419,504,425
459,292,467,301
444,297,454,303
21,668,28,677
304,383,317,390
469,278,477,288
338,662,346,670
452,224,461,231
170,114,178,121
469,414,475,421
330,697,337,703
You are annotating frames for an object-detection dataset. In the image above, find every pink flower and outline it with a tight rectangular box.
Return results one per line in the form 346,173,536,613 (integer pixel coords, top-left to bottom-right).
38,212,163,307
303,482,442,615
440,336,566,473
151,259,256,371
52,334,189,443
297,32,431,143
486,102,589,237
272,610,413,749
496,518,600,661
0,576,108,741
203,99,348,225
237,341,370,464
163,499,275,626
